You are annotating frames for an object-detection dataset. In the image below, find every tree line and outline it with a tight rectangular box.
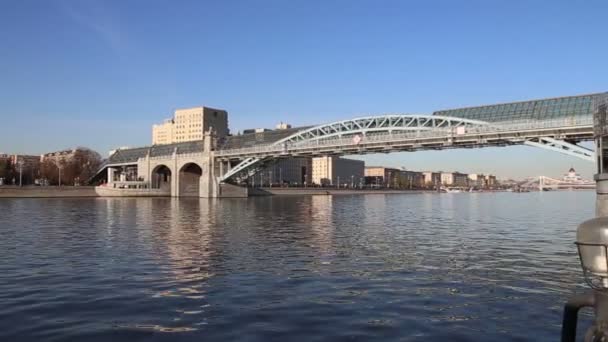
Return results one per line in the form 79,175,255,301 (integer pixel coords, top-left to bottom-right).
0,148,103,186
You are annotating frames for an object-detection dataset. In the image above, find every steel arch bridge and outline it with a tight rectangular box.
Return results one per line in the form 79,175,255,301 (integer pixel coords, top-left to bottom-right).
273,115,490,144
218,114,594,183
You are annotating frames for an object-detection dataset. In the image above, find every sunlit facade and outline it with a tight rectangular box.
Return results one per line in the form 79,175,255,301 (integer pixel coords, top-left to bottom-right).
152,106,229,145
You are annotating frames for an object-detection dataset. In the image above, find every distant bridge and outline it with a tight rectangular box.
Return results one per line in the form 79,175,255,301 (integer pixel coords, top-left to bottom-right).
520,176,596,191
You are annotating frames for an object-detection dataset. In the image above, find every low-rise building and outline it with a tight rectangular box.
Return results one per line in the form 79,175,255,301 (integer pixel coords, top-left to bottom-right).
312,156,365,186
400,170,424,189
276,122,292,130
364,166,401,187
42,149,78,163
242,128,272,134
364,167,424,189
422,171,441,188
11,155,41,170
486,175,497,187
441,172,469,187
468,173,487,188
256,157,312,186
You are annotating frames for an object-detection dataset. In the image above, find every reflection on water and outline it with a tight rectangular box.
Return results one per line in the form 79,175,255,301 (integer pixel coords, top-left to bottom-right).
0,192,595,341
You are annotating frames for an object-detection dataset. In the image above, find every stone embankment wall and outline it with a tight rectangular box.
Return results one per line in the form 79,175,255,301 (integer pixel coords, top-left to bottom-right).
0,186,98,198
219,183,248,198
249,188,424,196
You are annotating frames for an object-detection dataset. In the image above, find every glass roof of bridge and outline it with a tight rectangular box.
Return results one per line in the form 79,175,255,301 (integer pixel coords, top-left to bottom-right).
433,92,607,122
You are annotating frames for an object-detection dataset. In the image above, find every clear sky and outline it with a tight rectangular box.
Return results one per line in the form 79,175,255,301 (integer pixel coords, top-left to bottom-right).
1,0,607,179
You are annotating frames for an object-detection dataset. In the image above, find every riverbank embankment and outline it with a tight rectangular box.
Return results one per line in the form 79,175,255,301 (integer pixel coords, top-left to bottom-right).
0,186,98,198
249,188,427,196
0,186,431,198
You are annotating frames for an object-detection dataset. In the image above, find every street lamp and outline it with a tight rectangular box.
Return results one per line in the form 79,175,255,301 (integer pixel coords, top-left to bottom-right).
269,170,273,188
562,94,608,341
58,164,63,186
17,159,24,187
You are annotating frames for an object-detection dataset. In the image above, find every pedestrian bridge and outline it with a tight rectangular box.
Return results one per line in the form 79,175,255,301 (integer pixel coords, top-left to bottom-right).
93,92,605,197
217,114,594,182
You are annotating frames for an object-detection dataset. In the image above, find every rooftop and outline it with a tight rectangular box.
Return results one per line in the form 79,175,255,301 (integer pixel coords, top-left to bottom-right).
107,126,308,164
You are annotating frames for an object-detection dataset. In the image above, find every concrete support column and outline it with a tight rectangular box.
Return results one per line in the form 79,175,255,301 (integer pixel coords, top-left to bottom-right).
199,130,219,198
107,167,115,184
171,149,179,197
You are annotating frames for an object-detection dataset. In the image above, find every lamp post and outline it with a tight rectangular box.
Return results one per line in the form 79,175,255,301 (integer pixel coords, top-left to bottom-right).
17,159,24,187
58,164,63,187
562,94,608,341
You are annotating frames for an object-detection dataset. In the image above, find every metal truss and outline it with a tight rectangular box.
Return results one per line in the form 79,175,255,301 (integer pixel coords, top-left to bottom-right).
524,137,594,162
221,115,488,182
221,157,264,182
275,115,490,145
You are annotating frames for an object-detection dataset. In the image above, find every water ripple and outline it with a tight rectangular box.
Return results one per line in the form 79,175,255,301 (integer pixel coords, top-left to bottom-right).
0,192,595,341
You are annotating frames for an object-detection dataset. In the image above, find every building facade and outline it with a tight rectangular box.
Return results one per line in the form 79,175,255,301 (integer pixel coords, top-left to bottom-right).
41,149,78,163
486,175,497,187
11,155,41,170
312,156,365,186
364,167,400,187
468,173,487,188
441,172,469,187
364,167,423,189
256,157,312,186
422,171,441,188
400,170,424,189
153,106,229,145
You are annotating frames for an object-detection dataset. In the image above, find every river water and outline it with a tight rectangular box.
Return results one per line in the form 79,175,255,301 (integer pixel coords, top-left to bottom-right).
0,192,595,341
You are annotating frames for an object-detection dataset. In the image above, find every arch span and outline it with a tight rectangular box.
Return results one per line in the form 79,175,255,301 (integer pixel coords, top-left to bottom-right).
275,115,491,145
179,162,203,197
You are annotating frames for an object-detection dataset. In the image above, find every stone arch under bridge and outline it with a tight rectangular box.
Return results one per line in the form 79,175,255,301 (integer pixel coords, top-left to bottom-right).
151,164,172,193
178,162,203,197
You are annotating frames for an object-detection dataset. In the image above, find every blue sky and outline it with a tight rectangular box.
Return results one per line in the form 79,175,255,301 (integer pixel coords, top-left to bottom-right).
1,0,606,179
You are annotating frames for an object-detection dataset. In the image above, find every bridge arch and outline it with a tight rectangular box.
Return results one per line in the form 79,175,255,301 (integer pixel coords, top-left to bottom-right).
179,162,203,197
274,115,492,145
151,164,172,191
